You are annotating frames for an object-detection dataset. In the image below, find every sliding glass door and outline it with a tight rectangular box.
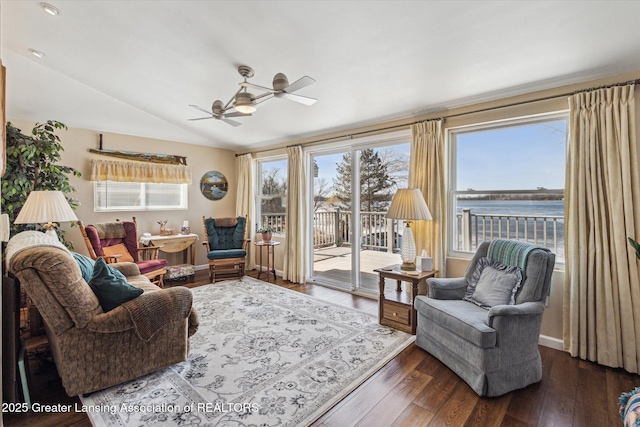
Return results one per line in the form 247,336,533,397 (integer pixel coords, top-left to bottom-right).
307,133,410,293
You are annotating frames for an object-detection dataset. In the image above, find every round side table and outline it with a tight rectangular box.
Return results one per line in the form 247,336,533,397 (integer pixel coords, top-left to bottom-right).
255,240,280,282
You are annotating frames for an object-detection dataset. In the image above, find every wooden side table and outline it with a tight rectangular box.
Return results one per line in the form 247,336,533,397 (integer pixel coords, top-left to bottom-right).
140,234,198,265
255,241,280,282
374,265,438,334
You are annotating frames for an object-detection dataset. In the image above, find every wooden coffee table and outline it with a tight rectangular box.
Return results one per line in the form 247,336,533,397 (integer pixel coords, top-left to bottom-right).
374,265,438,334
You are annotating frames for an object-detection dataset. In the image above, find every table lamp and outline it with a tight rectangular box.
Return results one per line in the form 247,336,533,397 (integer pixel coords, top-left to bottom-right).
386,188,432,270
14,190,78,240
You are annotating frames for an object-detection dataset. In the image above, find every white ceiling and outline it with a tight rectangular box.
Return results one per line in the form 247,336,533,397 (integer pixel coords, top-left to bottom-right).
2,1,640,151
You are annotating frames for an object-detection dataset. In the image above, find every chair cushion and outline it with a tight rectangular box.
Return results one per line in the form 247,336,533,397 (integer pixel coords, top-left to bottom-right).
415,297,496,348
464,257,522,309
88,257,143,312
136,258,168,274
207,249,247,260
72,252,95,283
205,217,246,250
102,243,135,263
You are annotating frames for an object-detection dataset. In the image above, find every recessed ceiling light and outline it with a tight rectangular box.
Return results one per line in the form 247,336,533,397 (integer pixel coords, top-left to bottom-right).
29,49,45,58
40,3,60,16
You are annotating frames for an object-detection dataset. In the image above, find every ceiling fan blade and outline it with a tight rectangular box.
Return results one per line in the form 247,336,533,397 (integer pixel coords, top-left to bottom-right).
189,104,213,115
279,92,317,106
285,76,316,93
254,94,273,106
222,117,242,127
225,112,252,118
239,82,275,93
188,116,214,121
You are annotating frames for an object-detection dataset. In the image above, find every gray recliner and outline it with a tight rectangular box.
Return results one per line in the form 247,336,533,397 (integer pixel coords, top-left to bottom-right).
414,239,555,397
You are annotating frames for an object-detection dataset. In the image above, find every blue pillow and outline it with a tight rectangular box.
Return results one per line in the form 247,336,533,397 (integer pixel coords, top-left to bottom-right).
464,257,523,309
88,257,143,312
72,252,95,283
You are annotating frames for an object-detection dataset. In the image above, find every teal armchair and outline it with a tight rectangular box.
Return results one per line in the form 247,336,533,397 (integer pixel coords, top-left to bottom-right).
202,216,249,282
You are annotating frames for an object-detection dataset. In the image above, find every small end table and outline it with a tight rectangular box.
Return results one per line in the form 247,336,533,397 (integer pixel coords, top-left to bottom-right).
255,241,280,282
375,265,438,334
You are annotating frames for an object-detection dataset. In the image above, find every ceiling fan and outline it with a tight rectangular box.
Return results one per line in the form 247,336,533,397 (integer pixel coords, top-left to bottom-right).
188,65,316,126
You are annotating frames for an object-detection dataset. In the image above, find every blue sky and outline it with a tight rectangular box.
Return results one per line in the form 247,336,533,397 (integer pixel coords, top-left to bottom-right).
275,119,566,193
456,120,566,190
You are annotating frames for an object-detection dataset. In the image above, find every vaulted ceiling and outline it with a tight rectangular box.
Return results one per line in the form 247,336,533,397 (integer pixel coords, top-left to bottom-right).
2,1,640,151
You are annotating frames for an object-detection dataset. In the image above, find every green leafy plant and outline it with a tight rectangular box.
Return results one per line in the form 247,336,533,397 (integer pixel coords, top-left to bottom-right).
629,237,640,260
2,121,81,248
258,226,273,234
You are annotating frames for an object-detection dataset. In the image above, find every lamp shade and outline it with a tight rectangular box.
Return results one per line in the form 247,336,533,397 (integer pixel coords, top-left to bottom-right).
14,191,78,224
386,189,432,221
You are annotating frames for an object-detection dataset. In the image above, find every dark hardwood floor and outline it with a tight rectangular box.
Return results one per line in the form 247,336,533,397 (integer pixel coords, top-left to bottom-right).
4,269,638,426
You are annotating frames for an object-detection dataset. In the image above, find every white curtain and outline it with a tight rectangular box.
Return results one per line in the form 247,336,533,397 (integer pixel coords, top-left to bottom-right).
564,84,640,372
236,154,255,270
283,146,307,283
409,120,446,276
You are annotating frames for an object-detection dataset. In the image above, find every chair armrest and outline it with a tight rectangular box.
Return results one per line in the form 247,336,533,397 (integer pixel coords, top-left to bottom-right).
428,277,467,300
85,305,136,334
202,241,211,252
109,262,141,277
137,246,161,261
487,301,545,327
85,287,194,340
104,254,121,264
121,286,194,341
242,239,251,250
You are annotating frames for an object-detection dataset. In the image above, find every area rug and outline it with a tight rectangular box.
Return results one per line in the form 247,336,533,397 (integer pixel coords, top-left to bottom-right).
80,276,414,426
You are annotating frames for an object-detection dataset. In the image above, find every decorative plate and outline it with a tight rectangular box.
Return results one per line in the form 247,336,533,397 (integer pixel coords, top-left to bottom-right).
200,171,228,200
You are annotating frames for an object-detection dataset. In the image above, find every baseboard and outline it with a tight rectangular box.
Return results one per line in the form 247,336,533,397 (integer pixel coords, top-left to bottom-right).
194,264,208,271
538,334,564,351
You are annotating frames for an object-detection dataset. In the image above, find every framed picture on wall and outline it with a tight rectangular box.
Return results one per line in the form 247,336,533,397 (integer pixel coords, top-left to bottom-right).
200,171,228,201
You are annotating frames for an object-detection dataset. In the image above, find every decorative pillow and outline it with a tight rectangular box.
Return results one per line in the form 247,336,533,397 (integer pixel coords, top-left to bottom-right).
71,252,95,283
464,257,523,309
102,243,135,263
88,257,143,312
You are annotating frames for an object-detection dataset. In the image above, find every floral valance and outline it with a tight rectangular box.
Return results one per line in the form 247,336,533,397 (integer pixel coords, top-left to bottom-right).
90,159,192,184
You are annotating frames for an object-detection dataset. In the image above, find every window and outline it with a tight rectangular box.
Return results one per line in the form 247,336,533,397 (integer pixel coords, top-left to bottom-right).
94,181,188,211
449,113,568,263
256,158,287,234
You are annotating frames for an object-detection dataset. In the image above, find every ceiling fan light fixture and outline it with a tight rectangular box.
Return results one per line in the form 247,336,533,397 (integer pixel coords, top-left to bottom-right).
40,2,61,16
235,92,256,114
29,49,45,58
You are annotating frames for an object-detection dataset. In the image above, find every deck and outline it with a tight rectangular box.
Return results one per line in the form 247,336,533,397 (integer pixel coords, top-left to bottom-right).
312,246,405,293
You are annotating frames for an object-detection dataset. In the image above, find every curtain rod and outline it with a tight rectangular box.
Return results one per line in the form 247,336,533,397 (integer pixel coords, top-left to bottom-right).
235,78,639,157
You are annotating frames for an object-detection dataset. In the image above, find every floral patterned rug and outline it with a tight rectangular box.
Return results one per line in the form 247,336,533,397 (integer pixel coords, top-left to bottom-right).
80,276,415,426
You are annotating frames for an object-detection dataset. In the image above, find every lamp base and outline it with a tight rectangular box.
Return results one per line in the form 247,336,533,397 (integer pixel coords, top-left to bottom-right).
44,223,59,241
400,261,416,271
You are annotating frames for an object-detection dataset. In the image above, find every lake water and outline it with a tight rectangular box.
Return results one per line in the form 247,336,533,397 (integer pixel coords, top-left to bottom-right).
456,200,565,261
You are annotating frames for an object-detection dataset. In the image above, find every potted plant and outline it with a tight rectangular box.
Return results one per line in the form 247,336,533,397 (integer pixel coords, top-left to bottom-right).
259,227,273,243
2,121,81,249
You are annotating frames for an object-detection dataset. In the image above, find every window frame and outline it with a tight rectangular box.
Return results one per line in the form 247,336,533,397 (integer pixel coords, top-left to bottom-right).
447,111,569,261
93,181,189,212
255,155,288,235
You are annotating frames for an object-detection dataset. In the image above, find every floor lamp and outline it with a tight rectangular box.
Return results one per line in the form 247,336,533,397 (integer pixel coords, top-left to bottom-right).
386,189,432,271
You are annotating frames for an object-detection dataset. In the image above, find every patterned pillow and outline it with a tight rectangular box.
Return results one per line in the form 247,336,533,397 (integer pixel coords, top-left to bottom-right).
464,257,523,309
